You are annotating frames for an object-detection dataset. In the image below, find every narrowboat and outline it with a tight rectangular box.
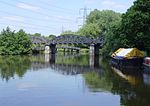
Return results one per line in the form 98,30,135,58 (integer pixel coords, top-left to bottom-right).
143,57,150,74
111,48,144,67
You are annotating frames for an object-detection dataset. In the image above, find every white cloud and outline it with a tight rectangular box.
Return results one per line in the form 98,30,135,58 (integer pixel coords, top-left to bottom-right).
17,3,40,11
1,16,24,22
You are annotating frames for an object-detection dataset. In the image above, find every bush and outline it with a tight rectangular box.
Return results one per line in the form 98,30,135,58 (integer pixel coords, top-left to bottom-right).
0,27,32,55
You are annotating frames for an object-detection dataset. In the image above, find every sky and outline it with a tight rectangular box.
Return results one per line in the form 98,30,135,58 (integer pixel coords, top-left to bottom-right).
0,0,135,36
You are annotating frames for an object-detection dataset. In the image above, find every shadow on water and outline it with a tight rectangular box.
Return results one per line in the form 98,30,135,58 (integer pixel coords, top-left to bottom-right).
0,54,150,106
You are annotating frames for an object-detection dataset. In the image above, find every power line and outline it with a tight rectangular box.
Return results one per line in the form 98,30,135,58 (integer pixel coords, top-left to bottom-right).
0,1,79,35
37,0,76,12
0,22,64,35
0,11,61,30
0,10,74,24
0,0,74,22
7,21,57,30
13,0,76,15
79,6,91,25
0,22,58,31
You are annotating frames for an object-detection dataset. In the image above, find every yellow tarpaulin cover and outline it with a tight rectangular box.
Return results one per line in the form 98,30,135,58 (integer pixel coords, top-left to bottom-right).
112,48,144,59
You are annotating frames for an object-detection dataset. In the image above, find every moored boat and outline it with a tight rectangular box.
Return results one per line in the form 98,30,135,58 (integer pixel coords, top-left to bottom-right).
143,57,150,74
143,57,150,67
111,48,144,67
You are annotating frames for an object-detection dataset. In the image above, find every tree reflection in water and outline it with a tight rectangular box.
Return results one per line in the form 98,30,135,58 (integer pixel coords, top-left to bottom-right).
0,54,149,106
0,55,31,81
83,58,150,106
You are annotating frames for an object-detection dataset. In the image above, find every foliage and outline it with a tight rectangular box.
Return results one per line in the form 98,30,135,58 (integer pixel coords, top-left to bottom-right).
56,54,89,66
32,33,41,37
0,27,32,55
83,71,113,92
102,0,150,56
61,30,76,35
101,21,123,55
77,23,101,38
120,0,150,54
0,55,31,81
48,34,56,40
77,9,121,38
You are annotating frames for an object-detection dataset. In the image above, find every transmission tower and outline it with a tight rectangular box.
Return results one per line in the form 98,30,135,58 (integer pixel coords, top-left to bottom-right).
78,6,91,25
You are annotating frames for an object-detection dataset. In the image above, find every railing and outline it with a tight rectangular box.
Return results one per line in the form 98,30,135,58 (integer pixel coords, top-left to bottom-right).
32,46,45,51
57,46,80,50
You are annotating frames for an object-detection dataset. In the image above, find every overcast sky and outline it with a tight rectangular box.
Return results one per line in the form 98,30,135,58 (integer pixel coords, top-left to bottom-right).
0,0,135,36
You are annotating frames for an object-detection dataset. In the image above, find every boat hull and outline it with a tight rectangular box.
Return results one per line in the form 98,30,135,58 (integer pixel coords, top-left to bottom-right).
143,57,150,74
111,57,143,67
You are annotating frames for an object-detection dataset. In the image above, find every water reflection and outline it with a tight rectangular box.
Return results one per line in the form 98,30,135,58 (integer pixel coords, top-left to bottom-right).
30,53,102,75
110,63,150,106
0,54,149,106
0,56,31,81
0,54,102,80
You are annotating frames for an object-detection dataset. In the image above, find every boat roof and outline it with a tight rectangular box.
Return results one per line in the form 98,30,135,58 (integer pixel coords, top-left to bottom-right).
116,48,133,57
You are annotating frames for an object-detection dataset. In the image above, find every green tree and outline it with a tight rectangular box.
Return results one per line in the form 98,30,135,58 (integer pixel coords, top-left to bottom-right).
15,29,32,54
48,34,56,40
0,27,32,55
77,10,121,38
61,30,76,35
77,23,101,38
0,27,16,54
120,0,150,54
101,21,123,56
33,33,41,37
102,0,150,56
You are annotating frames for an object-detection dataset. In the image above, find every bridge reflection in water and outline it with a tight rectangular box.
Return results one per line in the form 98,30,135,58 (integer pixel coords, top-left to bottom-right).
31,53,103,75
0,54,150,106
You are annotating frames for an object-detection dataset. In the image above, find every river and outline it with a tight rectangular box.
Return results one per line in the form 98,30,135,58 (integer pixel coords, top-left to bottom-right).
0,53,149,106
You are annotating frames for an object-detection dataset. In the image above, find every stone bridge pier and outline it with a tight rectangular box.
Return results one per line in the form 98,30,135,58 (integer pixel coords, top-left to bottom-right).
50,44,56,54
90,44,101,55
49,43,101,55
45,53,100,68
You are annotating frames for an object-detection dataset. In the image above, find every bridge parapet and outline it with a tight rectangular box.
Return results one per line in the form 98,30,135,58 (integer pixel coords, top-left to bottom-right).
57,46,80,50
31,36,49,45
49,35,93,44
49,34,104,45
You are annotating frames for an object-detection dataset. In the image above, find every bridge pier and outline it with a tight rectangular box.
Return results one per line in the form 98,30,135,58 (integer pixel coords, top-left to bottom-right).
71,49,73,53
67,49,70,52
89,54,99,67
50,44,56,54
49,54,56,64
64,48,66,53
76,50,80,53
90,44,100,55
45,46,50,54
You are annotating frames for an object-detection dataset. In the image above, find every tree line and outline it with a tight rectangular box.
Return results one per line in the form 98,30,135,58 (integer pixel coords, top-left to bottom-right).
0,0,149,56
0,27,56,55
62,0,150,56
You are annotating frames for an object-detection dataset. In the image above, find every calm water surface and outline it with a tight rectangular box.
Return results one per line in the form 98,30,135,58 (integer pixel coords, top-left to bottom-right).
0,54,149,106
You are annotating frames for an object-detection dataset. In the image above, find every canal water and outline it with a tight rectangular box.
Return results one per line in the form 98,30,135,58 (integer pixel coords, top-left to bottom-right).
0,54,149,106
